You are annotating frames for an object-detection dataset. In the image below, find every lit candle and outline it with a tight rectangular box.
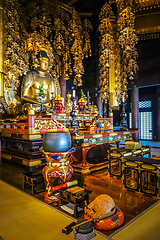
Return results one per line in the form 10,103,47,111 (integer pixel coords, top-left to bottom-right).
73,90,76,97
122,96,125,102
87,91,89,97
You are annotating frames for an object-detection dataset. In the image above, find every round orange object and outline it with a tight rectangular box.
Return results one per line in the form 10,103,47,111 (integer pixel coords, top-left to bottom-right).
84,207,124,231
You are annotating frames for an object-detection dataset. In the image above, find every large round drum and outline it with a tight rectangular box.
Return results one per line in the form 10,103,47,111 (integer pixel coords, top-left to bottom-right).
43,131,71,152
84,207,124,231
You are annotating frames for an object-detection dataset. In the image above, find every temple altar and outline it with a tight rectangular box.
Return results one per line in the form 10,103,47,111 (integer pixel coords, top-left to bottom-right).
71,129,137,174
0,109,138,173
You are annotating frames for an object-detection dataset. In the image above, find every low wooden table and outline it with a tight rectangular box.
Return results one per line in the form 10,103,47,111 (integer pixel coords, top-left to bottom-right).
58,186,92,218
21,172,45,195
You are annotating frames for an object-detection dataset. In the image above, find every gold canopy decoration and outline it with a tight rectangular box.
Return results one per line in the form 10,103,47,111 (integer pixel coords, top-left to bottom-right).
70,8,84,86
98,3,116,103
4,0,27,91
117,6,139,101
116,0,160,10
2,0,28,114
99,1,139,105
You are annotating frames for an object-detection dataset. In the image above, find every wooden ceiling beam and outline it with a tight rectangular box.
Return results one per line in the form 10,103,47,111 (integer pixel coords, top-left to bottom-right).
67,0,78,7
79,12,92,16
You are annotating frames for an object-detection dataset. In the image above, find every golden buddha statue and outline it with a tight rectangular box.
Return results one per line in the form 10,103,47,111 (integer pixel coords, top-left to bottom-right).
65,92,72,114
21,50,59,111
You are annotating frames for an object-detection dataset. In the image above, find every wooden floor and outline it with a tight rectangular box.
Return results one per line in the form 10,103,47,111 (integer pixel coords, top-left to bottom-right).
0,145,159,238
0,180,108,240
1,178,160,240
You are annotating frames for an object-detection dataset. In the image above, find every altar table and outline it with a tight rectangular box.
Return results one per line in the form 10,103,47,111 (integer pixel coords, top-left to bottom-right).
71,129,138,174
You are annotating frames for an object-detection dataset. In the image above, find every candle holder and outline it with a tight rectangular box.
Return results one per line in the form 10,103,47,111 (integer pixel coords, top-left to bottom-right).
41,102,44,112
87,95,91,114
70,95,79,133
50,92,55,113
120,100,128,130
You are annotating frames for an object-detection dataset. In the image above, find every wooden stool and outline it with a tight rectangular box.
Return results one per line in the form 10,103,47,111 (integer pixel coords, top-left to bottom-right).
21,172,45,195
123,156,160,198
108,147,134,178
108,146,151,179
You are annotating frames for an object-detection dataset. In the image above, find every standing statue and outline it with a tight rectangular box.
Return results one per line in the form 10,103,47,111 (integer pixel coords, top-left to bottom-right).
21,50,60,112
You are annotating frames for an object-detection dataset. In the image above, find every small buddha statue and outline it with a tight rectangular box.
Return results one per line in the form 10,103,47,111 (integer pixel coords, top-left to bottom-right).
21,50,59,111
65,92,72,114
90,102,99,115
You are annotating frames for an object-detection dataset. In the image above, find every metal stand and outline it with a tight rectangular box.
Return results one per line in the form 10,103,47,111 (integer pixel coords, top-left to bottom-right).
120,101,128,130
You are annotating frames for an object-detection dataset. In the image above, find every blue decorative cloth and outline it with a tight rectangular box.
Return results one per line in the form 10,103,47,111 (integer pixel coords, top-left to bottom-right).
49,147,76,160
73,228,96,240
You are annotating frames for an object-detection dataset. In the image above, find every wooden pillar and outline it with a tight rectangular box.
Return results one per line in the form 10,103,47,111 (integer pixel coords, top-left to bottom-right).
156,86,160,141
0,140,1,163
59,66,66,100
131,84,139,142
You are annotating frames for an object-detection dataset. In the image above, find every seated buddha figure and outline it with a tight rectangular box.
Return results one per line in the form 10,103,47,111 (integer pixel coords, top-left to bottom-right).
21,50,58,111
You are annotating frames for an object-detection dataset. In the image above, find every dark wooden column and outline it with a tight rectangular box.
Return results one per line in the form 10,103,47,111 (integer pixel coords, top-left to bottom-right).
0,0,4,97
0,140,1,163
131,84,139,142
156,86,160,141
59,66,66,100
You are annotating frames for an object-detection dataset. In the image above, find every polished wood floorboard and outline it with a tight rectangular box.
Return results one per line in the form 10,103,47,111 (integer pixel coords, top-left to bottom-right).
112,200,160,240
0,156,158,237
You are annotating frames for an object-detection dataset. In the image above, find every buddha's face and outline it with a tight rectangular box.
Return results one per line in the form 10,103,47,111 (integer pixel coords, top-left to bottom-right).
38,57,49,72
